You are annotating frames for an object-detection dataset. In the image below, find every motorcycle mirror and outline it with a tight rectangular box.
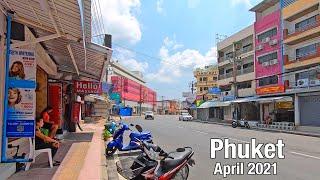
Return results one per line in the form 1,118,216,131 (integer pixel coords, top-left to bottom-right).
130,124,134,126
135,125,143,132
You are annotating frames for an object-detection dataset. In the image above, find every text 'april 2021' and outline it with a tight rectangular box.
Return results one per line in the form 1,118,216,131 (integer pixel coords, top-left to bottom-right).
210,138,285,178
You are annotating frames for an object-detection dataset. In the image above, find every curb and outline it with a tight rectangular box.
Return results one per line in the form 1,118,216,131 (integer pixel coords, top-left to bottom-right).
190,120,320,138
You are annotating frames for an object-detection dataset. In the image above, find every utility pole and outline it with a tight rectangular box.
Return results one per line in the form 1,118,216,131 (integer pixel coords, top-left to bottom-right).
161,96,164,115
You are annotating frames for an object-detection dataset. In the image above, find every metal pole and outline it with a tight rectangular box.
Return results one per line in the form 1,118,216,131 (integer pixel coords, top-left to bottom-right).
1,11,13,162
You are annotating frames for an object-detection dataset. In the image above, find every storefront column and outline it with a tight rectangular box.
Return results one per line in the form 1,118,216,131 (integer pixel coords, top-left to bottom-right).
294,94,300,126
0,10,6,158
259,103,263,123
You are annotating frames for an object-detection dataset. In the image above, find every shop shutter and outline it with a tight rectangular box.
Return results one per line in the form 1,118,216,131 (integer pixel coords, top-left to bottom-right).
299,95,320,126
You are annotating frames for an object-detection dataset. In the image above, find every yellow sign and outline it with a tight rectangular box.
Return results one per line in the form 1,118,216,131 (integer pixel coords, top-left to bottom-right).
276,102,293,109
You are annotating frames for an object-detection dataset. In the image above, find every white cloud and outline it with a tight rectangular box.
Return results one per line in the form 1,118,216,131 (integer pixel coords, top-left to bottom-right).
156,0,164,14
114,47,149,73
146,36,217,83
230,0,254,8
99,0,142,44
187,0,200,8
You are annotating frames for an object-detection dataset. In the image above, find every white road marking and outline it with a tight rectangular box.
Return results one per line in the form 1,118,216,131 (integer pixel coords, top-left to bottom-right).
192,130,209,134
290,151,320,160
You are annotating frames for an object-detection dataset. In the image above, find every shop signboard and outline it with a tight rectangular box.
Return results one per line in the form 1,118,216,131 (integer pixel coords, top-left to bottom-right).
208,87,221,95
6,48,36,138
74,80,102,94
256,85,285,95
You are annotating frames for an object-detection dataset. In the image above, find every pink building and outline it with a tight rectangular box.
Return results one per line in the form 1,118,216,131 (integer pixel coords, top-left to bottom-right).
250,0,284,95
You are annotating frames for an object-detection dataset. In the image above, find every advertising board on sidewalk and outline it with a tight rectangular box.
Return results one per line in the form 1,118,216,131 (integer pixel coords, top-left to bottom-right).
6,48,36,137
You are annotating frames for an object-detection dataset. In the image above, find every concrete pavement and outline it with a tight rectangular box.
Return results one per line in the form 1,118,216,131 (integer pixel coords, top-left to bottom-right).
108,115,320,180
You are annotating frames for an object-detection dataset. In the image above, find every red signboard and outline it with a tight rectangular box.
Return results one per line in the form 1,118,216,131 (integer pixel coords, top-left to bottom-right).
74,80,102,94
256,85,285,95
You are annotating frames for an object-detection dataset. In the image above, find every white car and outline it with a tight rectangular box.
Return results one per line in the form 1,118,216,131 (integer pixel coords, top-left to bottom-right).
144,111,154,120
179,112,193,121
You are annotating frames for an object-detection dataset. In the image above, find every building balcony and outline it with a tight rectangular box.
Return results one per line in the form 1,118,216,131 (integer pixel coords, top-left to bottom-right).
238,88,255,97
218,72,233,80
236,66,254,76
284,46,320,69
284,79,320,92
283,15,320,45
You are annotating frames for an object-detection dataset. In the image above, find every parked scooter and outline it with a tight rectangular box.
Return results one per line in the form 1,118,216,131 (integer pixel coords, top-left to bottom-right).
117,140,195,180
232,119,250,129
105,122,153,156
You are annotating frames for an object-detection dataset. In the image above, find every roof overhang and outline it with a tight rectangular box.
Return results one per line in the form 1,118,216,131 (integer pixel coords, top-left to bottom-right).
250,0,279,12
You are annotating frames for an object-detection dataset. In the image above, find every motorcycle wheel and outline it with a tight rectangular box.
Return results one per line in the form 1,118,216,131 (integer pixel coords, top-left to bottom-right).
231,122,237,128
105,146,117,157
171,164,189,180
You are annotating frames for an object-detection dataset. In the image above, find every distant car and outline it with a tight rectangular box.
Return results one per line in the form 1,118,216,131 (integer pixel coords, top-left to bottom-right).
144,111,154,120
179,112,193,121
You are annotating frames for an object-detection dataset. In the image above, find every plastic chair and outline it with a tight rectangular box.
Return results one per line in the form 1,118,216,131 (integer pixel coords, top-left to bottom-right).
25,138,53,170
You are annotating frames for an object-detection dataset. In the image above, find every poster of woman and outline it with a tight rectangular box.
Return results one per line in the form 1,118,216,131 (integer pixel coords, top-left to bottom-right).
7,87,35,120
9,48,36,82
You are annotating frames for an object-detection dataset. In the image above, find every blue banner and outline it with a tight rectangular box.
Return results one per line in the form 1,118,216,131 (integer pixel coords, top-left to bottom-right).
6,120,35,137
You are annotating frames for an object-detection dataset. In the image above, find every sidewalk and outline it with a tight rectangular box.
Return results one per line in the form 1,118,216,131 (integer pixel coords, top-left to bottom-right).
191,119,320,138
8,118,107,180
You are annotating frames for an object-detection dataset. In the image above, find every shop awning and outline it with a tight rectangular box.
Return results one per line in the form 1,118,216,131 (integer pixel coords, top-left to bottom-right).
230,97,257,103
253,96,293,103
85,94,109,102
1,0,112,81
198,101,231,109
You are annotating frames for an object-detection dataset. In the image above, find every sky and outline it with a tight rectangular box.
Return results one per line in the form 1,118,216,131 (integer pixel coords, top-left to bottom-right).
96,0,262,100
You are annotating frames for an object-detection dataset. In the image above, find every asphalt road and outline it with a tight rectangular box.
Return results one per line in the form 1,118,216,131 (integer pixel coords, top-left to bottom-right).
109,115,320,180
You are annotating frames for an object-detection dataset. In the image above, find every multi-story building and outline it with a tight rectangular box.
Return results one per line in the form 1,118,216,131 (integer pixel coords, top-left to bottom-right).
193,65,218,101
282,0,320,127
109,62,156,114
156,100,180,115
217,24,258,121
250,0,283,96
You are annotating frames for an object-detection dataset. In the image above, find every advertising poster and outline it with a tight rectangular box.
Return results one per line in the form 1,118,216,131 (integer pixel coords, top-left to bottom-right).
7,88,36,137
5,48,36,138
9,48,36,88
71,102,81,123
74,80,102,94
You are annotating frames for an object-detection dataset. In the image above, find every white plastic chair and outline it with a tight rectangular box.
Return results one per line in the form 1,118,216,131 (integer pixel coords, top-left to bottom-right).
25,138,53,170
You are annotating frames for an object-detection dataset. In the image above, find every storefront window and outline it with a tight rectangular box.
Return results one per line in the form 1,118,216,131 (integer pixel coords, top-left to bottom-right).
259,75,278,86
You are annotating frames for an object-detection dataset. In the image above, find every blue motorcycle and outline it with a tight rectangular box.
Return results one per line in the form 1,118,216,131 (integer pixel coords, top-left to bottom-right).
105,122,153,156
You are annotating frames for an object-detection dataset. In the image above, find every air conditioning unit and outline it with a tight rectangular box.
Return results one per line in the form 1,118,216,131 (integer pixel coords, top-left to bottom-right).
269,39,278,46
297,78,309,87
256,44,263,51
269,59,278,65
309,79,320,86
265,37,270,42
262,61,270,67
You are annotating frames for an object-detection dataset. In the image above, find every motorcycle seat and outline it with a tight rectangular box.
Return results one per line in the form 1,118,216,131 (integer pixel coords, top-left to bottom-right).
155,148,192,177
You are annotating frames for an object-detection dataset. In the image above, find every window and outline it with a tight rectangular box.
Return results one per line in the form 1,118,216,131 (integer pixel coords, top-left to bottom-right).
242,43,253,52
226,68,233,74
258,28,277,42
258,52,277,64
259,75,278,86
203,77,207,81
296,43,317,60
199,77,203,82
243,62,254,69
212,76,217,81
295,15,317,31
226,52,233,59
219,69,224,75
204,87,208,90
237,81,252,89
200,87,203,91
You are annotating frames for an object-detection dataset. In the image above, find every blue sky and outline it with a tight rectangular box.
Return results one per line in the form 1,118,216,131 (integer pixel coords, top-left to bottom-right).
98,0,262,100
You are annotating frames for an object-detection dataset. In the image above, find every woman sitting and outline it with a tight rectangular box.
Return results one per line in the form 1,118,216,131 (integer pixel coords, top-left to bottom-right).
35,117,60,166
41,106,59,139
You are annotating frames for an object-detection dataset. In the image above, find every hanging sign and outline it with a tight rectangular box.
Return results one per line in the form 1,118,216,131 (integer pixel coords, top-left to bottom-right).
74,80,102,94
6,48,36,138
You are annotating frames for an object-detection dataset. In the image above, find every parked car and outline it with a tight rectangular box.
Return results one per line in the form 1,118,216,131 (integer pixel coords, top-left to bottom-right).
144,111,154,120
179,112,193,121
